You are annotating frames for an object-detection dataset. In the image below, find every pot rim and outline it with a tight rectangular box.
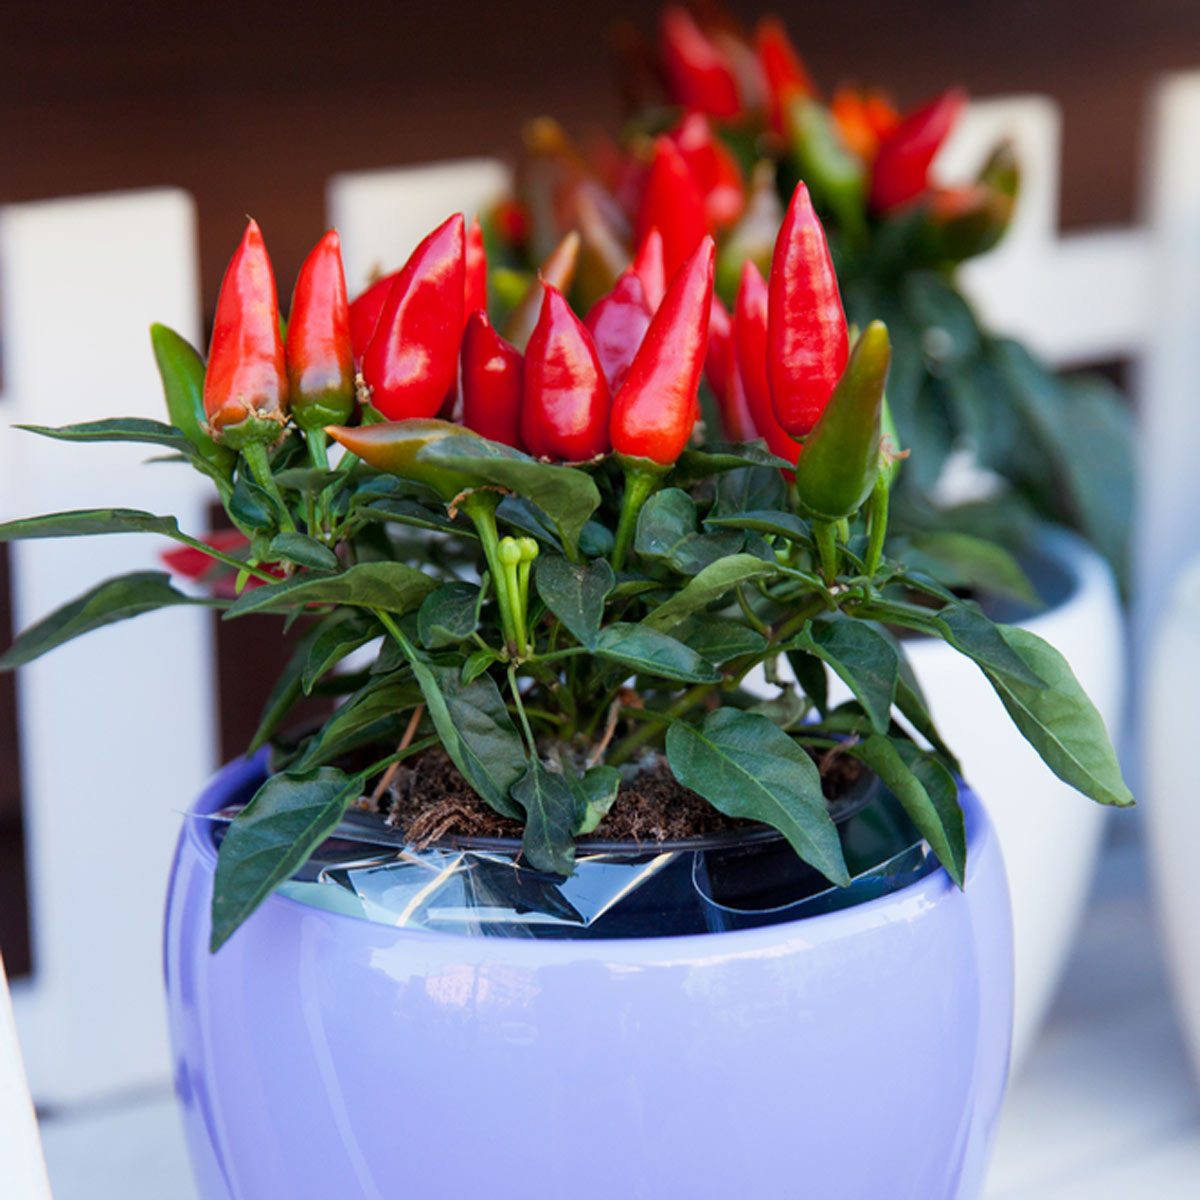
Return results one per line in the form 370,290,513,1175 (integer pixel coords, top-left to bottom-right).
183,752,996,947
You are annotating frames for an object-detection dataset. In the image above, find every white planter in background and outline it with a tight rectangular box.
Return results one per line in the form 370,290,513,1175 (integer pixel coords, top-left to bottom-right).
747,527,1125,1071
1146,558,1200,1083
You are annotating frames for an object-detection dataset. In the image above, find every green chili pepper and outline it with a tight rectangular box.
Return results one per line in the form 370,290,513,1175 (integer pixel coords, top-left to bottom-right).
149,323,236,482
793,320,892,521
786,97,867,244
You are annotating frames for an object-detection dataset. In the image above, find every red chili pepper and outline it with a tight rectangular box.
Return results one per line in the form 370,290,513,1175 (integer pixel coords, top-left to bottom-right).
767,182,848,438
461,311,524,449
637,137,709,282
521,283,611,461
735,260,800,466
585,268,653,394
463,215,488,325
203,219,288,448
632,226,666,311
869,88,967,213
706,296,758,443
349,272,397,364
285,229,354,432
610,236,714,466
659,5,741,119
755,17,815,135
667,112,745,230
361,213,465,420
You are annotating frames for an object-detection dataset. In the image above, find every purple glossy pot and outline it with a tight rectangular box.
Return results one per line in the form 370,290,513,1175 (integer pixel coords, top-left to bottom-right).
165,756,1012,1199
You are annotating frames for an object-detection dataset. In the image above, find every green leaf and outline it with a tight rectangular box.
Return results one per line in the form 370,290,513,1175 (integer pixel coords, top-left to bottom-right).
534,556,615,649
901,531,1038,607
416,438,601,554
853,735,966,886
461,647,501,685
594,623,721,683
706,509,811,543
794,619,899,735
674,616,767,664
642,554,775,633
982,626,1133,807
301,612,378,695
0,571,199,671
267,531,339,572
635,488,742,575
893,664,960,775
666,709,849,885
394,638,527,818
272,467,345,494
417,582,482,649
17,417,191,452
224,562,435,618
786,649,828,716
290,678,419,773
210,768,359,951
352,497,469,537
228,473,277,532
711,465,788,517
0,508,180,541
674,441,795,481
566,764,622,836
512,760,578,874
934,602,1044,687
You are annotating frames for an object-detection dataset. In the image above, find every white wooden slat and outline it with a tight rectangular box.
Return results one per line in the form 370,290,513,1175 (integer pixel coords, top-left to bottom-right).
0,954,52,1199
0,189,219,1104
327,157,512,294
1135,72,1200,673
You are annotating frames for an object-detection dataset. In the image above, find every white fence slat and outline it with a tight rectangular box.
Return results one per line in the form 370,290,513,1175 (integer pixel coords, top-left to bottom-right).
1136,72,1200,672
327,157,511,294
0,189,219,1105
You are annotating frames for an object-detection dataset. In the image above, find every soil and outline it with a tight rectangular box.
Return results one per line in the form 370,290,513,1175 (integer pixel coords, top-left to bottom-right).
364,744,863,849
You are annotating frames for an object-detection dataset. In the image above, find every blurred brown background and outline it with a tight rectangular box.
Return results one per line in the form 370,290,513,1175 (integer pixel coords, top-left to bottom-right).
1,0,1197,974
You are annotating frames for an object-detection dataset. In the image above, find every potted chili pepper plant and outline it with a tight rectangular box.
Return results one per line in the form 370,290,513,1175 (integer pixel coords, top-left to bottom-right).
486,2,1131,1065
0,194,1129,1198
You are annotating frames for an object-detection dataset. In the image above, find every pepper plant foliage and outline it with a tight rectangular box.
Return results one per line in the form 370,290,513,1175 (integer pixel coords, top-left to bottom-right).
0,197,1130,955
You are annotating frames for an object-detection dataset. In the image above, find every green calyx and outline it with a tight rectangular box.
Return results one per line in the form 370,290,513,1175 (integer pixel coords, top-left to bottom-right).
291,387,355,434
213,408,289,452
794,320,892,522
149,323,236,481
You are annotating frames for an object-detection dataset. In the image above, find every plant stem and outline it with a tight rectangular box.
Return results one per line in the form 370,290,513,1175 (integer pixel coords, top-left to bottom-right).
507,666,538,756
607,682,714,766
813,519,839,584
241,440,296,533
863,471,890,577
611,462,666,572
169,532,278,584
459,492,520,653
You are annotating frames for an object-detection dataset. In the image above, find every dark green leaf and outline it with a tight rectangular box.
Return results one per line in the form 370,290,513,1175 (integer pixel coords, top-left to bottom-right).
301,612,378,695
210,768,359,950
594,623,721,683
353,497,468,536
496,496,562,549
642,554,775,633
512,761,577,875
290,679,418,773
0,508,180,541
674,616,767,664
982,626,1133,807
534,556,615,649
635,488,742,575
228,473,277,531
712,465,788,517
267,531,339,572
0,571,200,670
272,467,345,494
666,709,849,884
786,649,828,716
17,417,191,452
794,619,899,735
853,735,966,886
461,647,501,685
417,582,482,649
224,562,435,618
416,438,601,554
902,531,1038,606
674,441,795,482
935,602,1044,687
706,509,811,543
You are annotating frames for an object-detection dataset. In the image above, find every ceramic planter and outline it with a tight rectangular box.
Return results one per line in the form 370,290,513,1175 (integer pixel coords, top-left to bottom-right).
165,754,1012,1199
746,525,1123,1068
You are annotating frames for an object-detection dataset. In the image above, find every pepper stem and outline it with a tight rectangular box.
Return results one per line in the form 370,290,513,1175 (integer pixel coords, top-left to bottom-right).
863,470,890,578
813,519,839,584
612,460,668,572
240,440,296,533
460,492,521,654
